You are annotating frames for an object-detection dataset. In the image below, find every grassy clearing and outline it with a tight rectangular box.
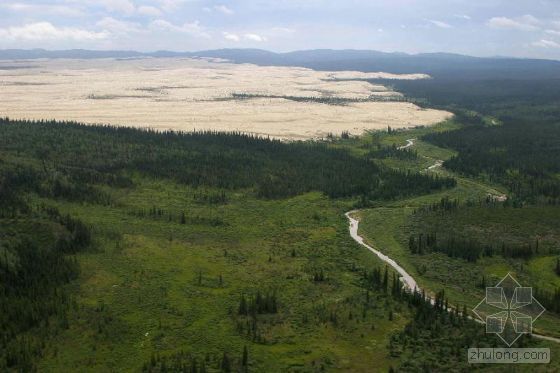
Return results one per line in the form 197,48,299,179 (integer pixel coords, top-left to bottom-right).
35,178,406,372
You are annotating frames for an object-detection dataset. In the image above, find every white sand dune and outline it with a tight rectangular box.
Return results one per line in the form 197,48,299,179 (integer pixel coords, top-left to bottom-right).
0,58,452,139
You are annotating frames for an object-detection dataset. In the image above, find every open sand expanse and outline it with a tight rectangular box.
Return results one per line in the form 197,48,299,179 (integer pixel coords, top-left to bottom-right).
0,58,452,139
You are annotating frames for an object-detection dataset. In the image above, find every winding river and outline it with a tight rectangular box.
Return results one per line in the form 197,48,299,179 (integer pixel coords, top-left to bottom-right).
345,142,560,343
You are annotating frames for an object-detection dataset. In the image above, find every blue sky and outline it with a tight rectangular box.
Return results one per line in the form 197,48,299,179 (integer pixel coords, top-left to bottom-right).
1,0,560,59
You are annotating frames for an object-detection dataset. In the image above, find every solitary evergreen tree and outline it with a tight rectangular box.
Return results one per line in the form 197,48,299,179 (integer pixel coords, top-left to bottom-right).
383,266,388,293
239,295,248,315
220,352,231,373
242,346,248,368
191,358,198,373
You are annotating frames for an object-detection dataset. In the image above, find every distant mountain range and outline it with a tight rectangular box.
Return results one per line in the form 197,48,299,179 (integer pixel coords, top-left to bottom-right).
2,48,560,80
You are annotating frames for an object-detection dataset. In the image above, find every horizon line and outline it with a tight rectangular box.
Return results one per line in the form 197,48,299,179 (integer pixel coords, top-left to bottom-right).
1,47,559,62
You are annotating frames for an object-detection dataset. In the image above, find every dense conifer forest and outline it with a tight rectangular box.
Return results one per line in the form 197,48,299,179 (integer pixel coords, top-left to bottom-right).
0,204,91,370
423,120,560,202
382,75,560,204
0,118,454,202
0,117,458,371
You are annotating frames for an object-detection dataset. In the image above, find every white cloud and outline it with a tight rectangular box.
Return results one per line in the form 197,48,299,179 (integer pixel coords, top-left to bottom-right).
270,27,295,34
520,15,540,25
454,14,471,20
487,15,540,31
153,0,187,12
223,32,240,42
150,19,210,38
214,5,234,15
244,33,266,42
94,0,135,15
428,20,452,29
545,29,560,36
0,22,108,41
204,5,234,15
222,32,267,42
1,2,84,17
150,19,174,29
138,6,163,17
96,17,141,34
88,1,166,16
532,39,560,48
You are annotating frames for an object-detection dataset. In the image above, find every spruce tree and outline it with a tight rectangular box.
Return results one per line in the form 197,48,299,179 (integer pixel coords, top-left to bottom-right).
383,266,388,293
220,352,231,373
239,295,248,315
242,346,248,367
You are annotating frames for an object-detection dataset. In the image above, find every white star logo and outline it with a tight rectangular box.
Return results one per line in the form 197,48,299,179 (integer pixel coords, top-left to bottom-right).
473,273,545,346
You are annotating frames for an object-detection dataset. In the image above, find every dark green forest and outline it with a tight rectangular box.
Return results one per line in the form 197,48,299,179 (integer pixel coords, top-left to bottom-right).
0,206,90,370
0,117,456,371
423,120,560,202
374,74,560,204
0,118,454,202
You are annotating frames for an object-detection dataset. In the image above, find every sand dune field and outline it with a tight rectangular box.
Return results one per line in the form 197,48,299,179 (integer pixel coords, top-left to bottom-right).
0,58,451,139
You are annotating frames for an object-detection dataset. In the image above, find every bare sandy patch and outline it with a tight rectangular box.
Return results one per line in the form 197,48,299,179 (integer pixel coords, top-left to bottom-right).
326,71,430,80
0,58,451,140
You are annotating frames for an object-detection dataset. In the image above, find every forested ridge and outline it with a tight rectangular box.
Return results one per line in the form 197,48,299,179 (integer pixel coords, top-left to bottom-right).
0,118,454,201
423,120,560,202
0,204,91,371
0,124,93,369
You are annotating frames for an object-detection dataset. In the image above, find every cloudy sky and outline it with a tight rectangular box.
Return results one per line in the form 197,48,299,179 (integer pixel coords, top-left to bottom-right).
1,0,560,59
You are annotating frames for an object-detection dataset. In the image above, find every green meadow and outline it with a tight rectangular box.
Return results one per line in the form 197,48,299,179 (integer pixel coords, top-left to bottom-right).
32,180,407,372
